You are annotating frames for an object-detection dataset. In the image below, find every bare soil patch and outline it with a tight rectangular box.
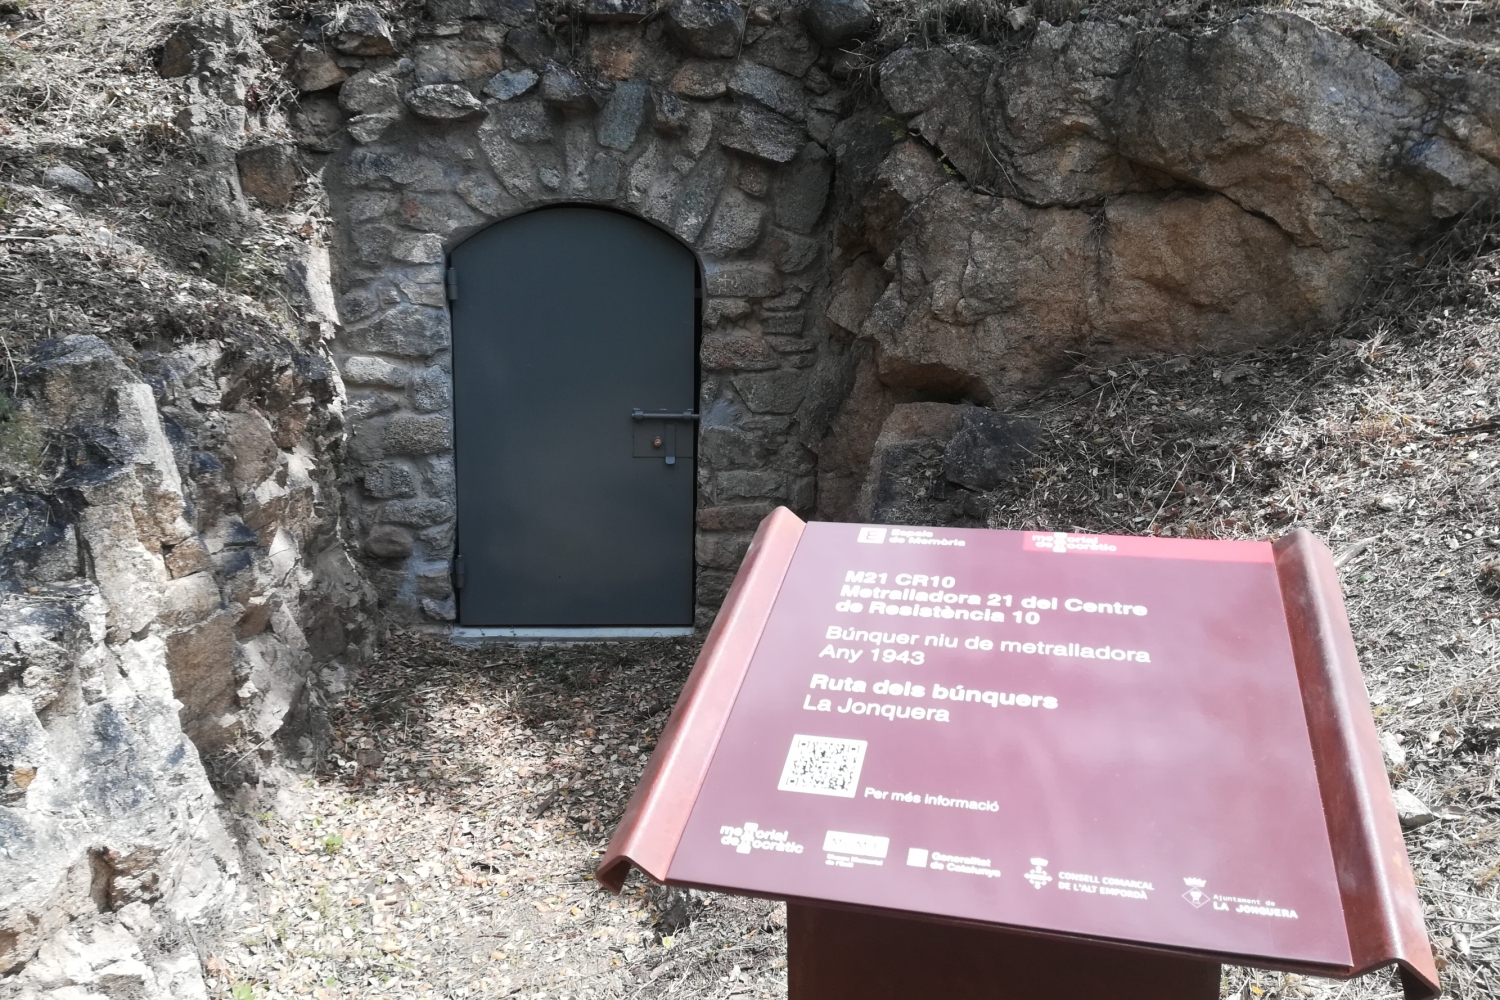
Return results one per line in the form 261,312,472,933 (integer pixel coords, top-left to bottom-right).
216,632,787,1000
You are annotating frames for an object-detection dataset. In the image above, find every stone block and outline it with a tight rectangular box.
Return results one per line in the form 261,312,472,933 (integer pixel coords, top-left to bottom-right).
341,283,398,324
291,93,344,152
701,188,767,254
236,144,302,207
728,61,807,121
802,0,873,47
406,83,486,121
587,152,625,199
413,40,505,85
542,67,598,111
734,370,806,413
879,46,962,117
671,60,730,99
45,162,95,194
585,0,650,20
381,498,455,526
421,596,457,620
290,44,347,91
429,0,534,23
698,502,776,531
348,113,401,145
330,5,398,55
366,524,413,558
696,531,754,569
706,261,779,297
342,147,436,189
746,24,819,77
737,159,772,196
417,565,454,598
489,100,554,142
674,150,729,243
719,103,806,163
765,228,819,272
590,24,645,80
505,27,554,65
398,191,484,234
342,355,409,387
339,68,403,114
664,0,746,58
652,89,689,136
704,297,752,325
364,462,419,498
771,141,831,232
598,81,648,151
422,455,457,496
346,386,399,421
767,334,815,353
383,414,453,455
483,67,539,100
701,330,779,370
347,305,449,357
411,366,453,412
943,407,1038,491
788,474,816,511
760,310,805,335
715,469,786,500
351,223,396,265
391,232,445,263
700,424,771,467
420,521,457,549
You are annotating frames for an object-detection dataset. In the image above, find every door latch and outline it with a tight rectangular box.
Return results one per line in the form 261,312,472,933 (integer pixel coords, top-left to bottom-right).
631,409,699,465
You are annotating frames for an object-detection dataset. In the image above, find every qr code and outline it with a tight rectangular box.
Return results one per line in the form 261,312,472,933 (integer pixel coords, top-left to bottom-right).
776,735,868,798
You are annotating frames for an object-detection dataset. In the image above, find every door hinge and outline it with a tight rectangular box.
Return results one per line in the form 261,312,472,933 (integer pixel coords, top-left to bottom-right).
454,554,466,590
446,267,458,302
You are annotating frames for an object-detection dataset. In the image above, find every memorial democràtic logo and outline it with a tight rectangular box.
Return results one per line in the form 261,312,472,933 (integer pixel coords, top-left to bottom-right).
857,526,887,544
1182,877,1209,908
719,821,804,856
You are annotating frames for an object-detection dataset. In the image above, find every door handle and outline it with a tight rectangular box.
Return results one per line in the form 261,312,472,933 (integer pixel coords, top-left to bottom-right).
631,410,699,465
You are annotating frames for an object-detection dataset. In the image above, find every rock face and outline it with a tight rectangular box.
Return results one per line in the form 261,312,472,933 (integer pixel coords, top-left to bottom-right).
815,13,1500,518
0,332,371,987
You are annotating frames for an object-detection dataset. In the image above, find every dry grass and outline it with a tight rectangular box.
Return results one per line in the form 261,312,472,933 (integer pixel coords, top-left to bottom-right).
863,0,1500,75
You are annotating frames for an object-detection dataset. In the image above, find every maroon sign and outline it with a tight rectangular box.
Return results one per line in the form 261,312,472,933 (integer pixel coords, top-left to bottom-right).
599,511,1438,998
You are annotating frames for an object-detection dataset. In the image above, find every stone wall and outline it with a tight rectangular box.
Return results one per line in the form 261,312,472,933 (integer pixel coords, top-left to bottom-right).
301,0,856,620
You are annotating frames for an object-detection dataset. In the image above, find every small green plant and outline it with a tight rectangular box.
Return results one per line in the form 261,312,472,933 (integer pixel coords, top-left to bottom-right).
230,983,255,1000
321,832,343,854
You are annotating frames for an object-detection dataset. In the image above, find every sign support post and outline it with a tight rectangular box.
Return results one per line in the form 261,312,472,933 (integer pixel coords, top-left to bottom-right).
787,903,1221,1000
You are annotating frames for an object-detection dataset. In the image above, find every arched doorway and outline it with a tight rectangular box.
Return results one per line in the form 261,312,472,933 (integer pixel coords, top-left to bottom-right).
450,206,700,631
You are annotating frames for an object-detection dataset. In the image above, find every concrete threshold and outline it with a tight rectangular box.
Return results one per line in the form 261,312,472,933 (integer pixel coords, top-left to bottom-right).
450,626,697,645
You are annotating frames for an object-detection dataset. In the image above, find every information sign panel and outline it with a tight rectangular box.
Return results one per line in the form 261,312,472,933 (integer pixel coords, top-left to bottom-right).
598,510,1438,998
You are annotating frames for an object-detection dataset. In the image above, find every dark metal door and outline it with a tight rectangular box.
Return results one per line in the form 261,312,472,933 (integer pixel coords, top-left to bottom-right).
451,207,698,626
